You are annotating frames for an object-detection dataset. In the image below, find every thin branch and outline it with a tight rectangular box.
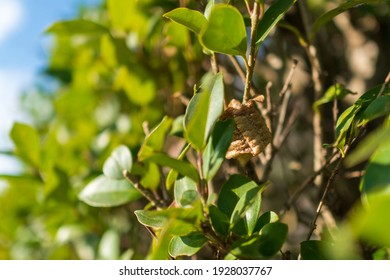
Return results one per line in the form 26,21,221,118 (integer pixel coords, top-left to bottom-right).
123,171,166,209
280,150,340,218
306,152,344,240
377,70,390,98
298,0,326,188
279,59,298,97
243,1,261,103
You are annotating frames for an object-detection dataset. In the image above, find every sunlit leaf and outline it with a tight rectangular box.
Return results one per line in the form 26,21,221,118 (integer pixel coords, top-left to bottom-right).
360,141,390,195
359,95,390,126
184,72,224,150
163,8,207,34
10,122,41,167
46,19,108,35
147,153,199,183
103,145,132,179
256,0,297,46
313,83,355,113
138,116,173,161
202,120,235,180
169,232,207,257
174,176,199,207
79,175,140,207
351,193,390,247
200,5,247,56
253,211,279,233
98,229,120,260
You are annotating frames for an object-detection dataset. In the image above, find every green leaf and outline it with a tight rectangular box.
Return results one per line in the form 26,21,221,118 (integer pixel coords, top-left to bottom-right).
256,0,297,46
200,5,247,56
163,8,207,34
229,223,287,259
79,175,140,207
115,66,156,106
138,116,173,161
202,120,235,180
217,174,265,236
359,95,390,126
166,144,191,191
46,19,108,35
300,240,328,260
218,174,259,218
257,222,288,258
209,205,230,237
360,140,390,196
313,83,354,113
253,211,279,233
335,84,390,154
174,176,199,207
147,153,199,183
103,145,132,179
134,204,202,232
184,72,224,150
98,229,120,260
231,185,264,236
168,232,207,257
310,0,383,42
346,125,390,167
10,122,41,167
351,193,390,247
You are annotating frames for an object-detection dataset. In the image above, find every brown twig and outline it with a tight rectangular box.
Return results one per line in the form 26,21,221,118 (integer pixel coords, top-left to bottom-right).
306,152,344,240
243,1,261,103
298,0,326,188
123,171,166,209
280,150,340,218
377,70,390,97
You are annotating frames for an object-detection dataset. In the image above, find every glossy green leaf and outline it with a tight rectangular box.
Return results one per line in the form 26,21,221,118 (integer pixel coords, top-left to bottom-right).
335,85,390,154
202,120,235,180
163,8,207,34
10,122,41,167
218,174,259,218
351,193,390,247
134,204,202,231
200,5,247,56
359,95,390,126
46,19,108,35
168,232,207,257
174,176,199,207
335,106,360,155
217,174,265,236
313,83,354,113
184,72,224,151
360,140,390,195
147,153,199,183
257,222,288,258
209,205,230,237
79,175,140,207
256,0,296,46
98,229,120,260
231,185,263,236
138,116,173,161
229,223,287,259
300,240,328,260
103,145,132,179
253,211,279,233
310,0,383,42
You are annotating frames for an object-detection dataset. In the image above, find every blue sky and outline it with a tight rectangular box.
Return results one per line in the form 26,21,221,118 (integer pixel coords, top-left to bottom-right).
0,0,101,175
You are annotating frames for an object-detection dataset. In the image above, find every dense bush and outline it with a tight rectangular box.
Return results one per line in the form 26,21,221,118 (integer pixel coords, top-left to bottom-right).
1,0,389,260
